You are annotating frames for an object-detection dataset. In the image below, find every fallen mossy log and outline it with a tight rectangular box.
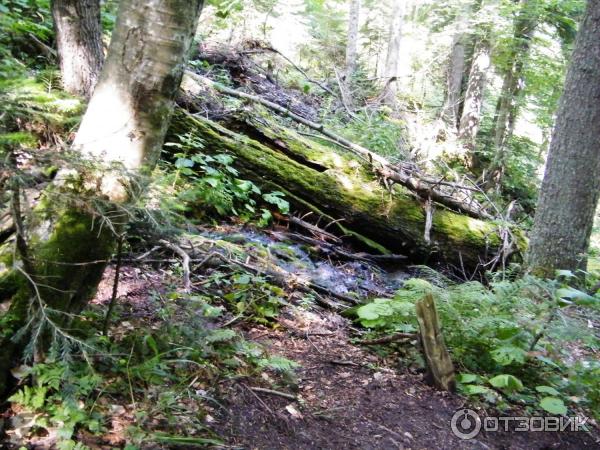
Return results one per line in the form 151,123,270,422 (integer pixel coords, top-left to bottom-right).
168,109,526,271
184,72,491,220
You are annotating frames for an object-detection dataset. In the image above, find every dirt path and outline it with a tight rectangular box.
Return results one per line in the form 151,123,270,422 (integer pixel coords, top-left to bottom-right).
214,306,600,450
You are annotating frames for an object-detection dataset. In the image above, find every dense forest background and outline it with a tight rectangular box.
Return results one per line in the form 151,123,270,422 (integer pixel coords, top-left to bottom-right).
1,0,600,448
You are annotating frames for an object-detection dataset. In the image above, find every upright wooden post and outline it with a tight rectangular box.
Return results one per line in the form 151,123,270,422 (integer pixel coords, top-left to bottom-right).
416,293,456,391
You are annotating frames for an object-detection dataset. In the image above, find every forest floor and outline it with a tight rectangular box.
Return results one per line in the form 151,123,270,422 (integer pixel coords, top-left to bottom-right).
2,221,599,449
216,312,600,449
82,225,599,450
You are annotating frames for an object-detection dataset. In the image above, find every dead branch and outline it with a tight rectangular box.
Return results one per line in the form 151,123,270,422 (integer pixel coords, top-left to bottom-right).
358,332,417,345
249,46,337,98
159,239,191,293
288,215,341,243
423,197,433,245
249,386,297,401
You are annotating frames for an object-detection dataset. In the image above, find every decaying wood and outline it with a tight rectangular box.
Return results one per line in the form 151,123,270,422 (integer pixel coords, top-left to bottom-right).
415,293,455,391
184,71,491,220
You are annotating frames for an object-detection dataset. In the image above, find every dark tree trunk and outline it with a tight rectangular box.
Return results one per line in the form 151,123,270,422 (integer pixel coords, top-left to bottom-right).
51,0,104,97
442,32,468,130
527,0,600,277
0,0,204,397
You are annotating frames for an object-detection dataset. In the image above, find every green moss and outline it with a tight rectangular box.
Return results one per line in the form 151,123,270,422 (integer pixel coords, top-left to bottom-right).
0,131,37,148
32,209,115,312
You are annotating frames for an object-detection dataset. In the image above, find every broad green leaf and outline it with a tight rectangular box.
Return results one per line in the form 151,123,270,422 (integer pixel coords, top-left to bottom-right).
214,154,234,165
539,397,567,415
458,373,478,383
356,301,394,321
491,345,527,365
463,384,490,395
535,385,560,396
175,157,194,168
489,374,523,392
556,287,597,305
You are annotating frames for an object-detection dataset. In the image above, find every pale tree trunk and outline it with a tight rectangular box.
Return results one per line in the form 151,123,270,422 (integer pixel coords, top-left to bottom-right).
0,0,204,397
488,0,537,185
344,0,360,80
51,0,104,97
457,38,490,162
527,0,600,277
342,0,360,107
381,0,404,107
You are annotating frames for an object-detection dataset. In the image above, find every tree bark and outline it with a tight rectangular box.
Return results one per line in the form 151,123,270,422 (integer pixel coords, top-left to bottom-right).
344,0,360,80
441,32,467,130
457,38,490,164
51,0,104,97
0,0,204,398
381,0,404,107
488,0,537,185
527,0,600,277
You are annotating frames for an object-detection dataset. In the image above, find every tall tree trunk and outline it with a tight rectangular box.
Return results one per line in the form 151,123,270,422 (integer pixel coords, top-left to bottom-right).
441,32,467,130
381,0,404,107
344,0,360,80
51,0,104,97
342,0,360,107
527,0,600,277
457,38,490,164
0,0,204,398
488,0,537,185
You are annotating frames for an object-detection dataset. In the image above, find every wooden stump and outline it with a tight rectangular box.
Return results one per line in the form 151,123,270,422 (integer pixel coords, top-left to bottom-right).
416,293,456,391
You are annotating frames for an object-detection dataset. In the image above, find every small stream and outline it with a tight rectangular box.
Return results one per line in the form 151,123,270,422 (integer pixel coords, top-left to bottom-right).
201,227,412,299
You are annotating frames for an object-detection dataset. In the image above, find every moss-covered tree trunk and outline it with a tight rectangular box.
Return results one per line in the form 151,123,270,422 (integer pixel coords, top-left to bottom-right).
0,0,204,397
170,105,525,271
527,0,600,277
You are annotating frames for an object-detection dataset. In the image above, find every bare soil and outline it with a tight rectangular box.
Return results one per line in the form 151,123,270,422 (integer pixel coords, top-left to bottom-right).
213,306,600,450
